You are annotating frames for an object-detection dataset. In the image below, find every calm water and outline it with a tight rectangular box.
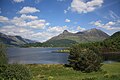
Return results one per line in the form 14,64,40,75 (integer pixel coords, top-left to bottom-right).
7,47,69,64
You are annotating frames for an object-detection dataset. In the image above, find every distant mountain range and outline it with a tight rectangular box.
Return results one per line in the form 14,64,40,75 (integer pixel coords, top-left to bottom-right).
0,32,36,46
0,28,110,47
44,28,109,47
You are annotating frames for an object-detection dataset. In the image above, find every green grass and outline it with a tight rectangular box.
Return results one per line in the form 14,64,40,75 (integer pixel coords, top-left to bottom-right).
27,62,120,80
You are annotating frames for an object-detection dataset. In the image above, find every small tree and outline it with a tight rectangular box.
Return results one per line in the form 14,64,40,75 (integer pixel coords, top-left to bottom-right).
68,45,102,72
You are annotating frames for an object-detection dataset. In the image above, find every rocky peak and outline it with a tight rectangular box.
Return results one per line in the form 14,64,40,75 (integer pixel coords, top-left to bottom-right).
86,28,99,32
63,30,69,34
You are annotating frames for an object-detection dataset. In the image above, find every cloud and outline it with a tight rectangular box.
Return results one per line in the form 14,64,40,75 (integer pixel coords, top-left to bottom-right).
64,10,67,14
31,26,67,42
20,14,38,20
26,20,48,29
0,25,34,39
0,15,48,29
0,15,51,42
11,14,38,26
18,6,40,14
13,0,24,3
47,26,67,33
35,0,42,3
70,0,104,14
31,32,54,42
65,19,70,22
91,20,120,30
0,16,9,23
104,10,120,20
77,26,86,31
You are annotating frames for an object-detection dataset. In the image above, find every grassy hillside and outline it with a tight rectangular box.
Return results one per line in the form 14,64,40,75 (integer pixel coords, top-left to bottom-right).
27,63,120,80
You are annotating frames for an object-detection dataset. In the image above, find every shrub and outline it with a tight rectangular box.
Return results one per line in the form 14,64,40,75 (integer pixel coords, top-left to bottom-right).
0,43,32,80
0,64,32,80
68,45,102,72
0,44,7,64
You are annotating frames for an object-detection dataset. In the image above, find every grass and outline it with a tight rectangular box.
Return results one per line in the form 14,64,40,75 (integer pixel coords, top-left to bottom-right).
26,62,120,80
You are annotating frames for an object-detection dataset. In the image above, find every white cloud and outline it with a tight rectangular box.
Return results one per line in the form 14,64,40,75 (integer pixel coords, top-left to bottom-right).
26,20,47,29
0,16,9,23
65,19,70,22
0,26,34,39
18,6,40,14
104,10,120,20
0,25,53,42
35,0,42,3
20,14,38,20
0,15,48,29
11,14,38,26
91,20,120,30
31,26,67,42
0,15,49,32
0,14,51,42
64,10,67,14
77,26,86,31
11,16,27,27
13,0,24,3
31,32,54,42
70,0,104,14
47,26,67,33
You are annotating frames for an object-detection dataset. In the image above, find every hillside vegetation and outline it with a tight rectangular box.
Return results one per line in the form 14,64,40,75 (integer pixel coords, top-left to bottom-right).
75,31,120,53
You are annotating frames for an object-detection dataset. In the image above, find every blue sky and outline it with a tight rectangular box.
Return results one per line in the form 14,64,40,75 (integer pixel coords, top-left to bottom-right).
0,0,120,42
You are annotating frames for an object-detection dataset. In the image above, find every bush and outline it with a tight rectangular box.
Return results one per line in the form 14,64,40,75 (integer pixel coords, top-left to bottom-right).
0,64,32,80
0,44,7,64
68,45,102,72
0,43,32,80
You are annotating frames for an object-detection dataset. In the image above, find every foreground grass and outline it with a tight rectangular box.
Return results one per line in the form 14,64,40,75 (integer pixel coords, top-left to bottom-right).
27,63,120,80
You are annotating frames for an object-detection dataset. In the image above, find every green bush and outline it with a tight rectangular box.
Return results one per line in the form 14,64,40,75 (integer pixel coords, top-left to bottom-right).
0,43,32,80
68,45,102,72
0,44,7,64
0,64,32,80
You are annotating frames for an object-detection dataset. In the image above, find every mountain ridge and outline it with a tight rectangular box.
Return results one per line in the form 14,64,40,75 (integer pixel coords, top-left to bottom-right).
46,28,109,44
0,32,36,46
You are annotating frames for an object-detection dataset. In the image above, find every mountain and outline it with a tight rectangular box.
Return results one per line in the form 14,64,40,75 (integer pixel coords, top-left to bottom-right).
104,31,120,44
105,31,120,40
46,28,109,45
103,31,120,52
0,32,36,46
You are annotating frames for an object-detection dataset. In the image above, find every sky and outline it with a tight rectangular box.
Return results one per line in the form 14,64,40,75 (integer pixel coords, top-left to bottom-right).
0,0,120,42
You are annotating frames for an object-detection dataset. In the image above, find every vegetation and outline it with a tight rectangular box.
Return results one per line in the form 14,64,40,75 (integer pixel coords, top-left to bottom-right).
66,31,120,72
0,44,7,64
22,42,43,47
0,64,32,80
68,47,102,72
0,43,31,80
27,63,120,80
23,39,77,47
76,31,120,53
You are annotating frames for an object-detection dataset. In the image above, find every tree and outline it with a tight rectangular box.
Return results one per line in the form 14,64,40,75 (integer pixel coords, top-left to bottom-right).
68,46,102,73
